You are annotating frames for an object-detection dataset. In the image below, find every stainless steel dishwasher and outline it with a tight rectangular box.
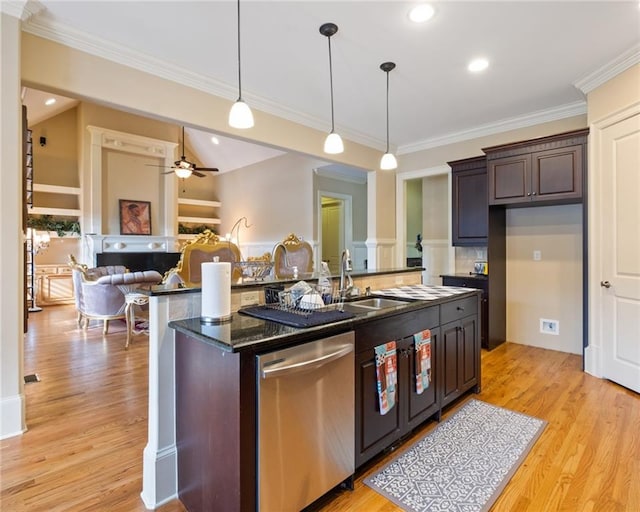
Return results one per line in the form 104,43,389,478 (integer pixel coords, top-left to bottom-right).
257,331,355,512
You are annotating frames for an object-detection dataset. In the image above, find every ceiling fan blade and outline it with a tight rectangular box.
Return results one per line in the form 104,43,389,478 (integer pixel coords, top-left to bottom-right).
194,167,219,172
146,163,171,168
193,171,207,178
161,170,176,175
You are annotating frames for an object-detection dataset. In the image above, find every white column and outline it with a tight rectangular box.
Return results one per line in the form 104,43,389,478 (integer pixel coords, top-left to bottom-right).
141,292,201,508
0,10,26,439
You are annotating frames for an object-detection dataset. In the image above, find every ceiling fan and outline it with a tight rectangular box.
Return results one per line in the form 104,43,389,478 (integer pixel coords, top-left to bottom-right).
148,126,219,178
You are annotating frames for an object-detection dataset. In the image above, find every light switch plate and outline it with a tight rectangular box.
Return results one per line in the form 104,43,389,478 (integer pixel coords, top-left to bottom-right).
533,250,542,261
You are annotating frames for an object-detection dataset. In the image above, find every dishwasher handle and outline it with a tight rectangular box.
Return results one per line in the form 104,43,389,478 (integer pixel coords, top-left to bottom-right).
261,343,354,380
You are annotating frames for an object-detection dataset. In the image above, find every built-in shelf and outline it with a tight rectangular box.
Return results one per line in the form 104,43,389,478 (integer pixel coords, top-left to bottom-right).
177,216,221,225
30,183,81,217
177,197,221,228
178,198,221,208
33,183,81,195
29,207,82,216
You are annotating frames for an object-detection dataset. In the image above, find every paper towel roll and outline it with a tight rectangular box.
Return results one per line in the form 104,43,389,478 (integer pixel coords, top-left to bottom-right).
201,262,232,322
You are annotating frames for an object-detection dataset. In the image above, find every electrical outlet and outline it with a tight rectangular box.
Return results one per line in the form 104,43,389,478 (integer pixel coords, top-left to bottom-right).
533,250,542,261
240,291,260,306
540,318,559,335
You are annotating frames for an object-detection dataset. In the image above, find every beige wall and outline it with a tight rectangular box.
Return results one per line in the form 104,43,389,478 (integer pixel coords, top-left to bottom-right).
422,174,448,240
314,173,368,243
400,116,588,172
215,152,318,244
31,107,78,188
406,179,422,258
588,63,640,123
506,205,583,354
21,32,381,175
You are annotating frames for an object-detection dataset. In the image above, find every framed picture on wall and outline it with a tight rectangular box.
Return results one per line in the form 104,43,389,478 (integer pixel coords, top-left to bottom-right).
119,199,151,235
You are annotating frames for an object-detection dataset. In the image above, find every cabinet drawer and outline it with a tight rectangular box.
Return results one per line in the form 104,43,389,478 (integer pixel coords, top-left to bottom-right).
355,306,439,353
440,296,478,324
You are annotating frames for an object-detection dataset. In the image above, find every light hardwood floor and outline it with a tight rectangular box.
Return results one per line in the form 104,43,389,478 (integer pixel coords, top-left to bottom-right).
1,305,638,511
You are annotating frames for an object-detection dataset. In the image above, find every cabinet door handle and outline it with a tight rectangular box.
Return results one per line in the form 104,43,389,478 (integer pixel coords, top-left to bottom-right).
456,306,465,311
600,280,611,288
532,191,537,196
527,192,531,196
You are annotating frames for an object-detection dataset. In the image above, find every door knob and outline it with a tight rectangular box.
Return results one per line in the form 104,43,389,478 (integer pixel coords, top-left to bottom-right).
600,280,611,288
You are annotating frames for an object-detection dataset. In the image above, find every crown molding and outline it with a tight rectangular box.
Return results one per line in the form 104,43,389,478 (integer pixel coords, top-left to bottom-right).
573,44,640,95
21,15,385,151
314,166,367,185
398,100,587,155
1,0,43,20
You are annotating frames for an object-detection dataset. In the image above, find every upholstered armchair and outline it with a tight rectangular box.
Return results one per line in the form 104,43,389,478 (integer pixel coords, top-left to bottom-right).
273,233,314,279
163,230,243,287
68,255,162,334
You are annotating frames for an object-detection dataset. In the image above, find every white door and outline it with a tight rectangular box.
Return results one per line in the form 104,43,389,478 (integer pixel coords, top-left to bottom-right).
599,111,640,393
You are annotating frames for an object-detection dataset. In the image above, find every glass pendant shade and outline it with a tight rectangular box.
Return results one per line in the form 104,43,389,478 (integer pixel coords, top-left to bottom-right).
175,168,193,179
380,152,398,170
324,132,344,154
229,99,254,129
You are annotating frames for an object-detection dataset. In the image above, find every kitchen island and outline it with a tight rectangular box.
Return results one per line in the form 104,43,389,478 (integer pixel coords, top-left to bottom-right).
139,267,423,509
169,284,481,512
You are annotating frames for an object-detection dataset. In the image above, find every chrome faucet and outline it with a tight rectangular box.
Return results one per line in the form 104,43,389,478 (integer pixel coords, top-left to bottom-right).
339,249,353,299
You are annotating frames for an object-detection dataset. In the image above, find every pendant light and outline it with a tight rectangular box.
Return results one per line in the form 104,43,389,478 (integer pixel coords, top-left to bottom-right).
380,62,398,170
319,23,344,154
228,0,254,129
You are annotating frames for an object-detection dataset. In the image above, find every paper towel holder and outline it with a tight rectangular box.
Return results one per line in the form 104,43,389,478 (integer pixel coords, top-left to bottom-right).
200,313,233,325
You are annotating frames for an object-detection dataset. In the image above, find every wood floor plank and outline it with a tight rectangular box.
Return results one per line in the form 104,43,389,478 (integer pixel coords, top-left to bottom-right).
1,305,638,511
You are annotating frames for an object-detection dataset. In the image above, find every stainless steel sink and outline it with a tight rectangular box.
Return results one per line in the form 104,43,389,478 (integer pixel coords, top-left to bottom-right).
342,297,409,310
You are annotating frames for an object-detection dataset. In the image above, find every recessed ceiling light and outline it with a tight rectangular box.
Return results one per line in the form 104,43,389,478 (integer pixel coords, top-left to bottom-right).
468,58,489,73
44,98,56,106
211,136,220,145
409,4,435,23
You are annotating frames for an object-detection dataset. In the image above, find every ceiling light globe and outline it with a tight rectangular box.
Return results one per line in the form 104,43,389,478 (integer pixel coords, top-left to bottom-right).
409,4,435,23
468,58,489,73
380,152,398,170
324,132,344,154
175,168,193,179
229,100,255,129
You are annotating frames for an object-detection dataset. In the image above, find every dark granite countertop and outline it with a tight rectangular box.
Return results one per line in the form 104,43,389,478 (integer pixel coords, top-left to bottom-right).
169,286,479,354
440,273,488,280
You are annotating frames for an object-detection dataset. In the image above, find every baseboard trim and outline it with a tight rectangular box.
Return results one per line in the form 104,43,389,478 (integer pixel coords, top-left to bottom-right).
0,394,26,440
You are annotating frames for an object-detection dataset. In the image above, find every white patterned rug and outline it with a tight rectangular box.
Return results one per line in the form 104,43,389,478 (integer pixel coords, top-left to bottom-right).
364,399,546,512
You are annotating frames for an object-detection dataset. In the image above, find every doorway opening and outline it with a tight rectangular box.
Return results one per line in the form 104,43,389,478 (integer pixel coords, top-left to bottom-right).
318,192,352,275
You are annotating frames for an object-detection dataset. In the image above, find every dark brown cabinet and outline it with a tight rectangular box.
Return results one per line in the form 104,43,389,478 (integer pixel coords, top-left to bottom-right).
439,296,481,408
449,156,488,246
485,129,588,207
354,295,482,468
354,307,440,468
441,275,491,350
440,317,479,407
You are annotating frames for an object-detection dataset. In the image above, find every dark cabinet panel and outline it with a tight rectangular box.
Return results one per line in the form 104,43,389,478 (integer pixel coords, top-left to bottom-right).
449,156,488,246
488,154,530,204
532,144,582,201
485,129,588,207
355,350,402,467
402,330,440,430
440,314,480,408
354,310,442,469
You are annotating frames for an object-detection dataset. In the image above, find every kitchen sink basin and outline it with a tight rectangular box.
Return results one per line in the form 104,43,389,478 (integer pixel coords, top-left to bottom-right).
343,297,409,310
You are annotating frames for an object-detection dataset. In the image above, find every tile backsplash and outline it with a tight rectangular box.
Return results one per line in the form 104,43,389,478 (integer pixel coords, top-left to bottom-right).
455,246,487,274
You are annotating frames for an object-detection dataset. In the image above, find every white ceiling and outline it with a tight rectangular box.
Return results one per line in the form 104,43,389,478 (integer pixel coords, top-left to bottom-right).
19,1,640,169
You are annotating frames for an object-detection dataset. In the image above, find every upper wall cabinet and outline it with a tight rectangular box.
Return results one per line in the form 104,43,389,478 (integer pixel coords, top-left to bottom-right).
449,156,487,246
484,129,588,207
